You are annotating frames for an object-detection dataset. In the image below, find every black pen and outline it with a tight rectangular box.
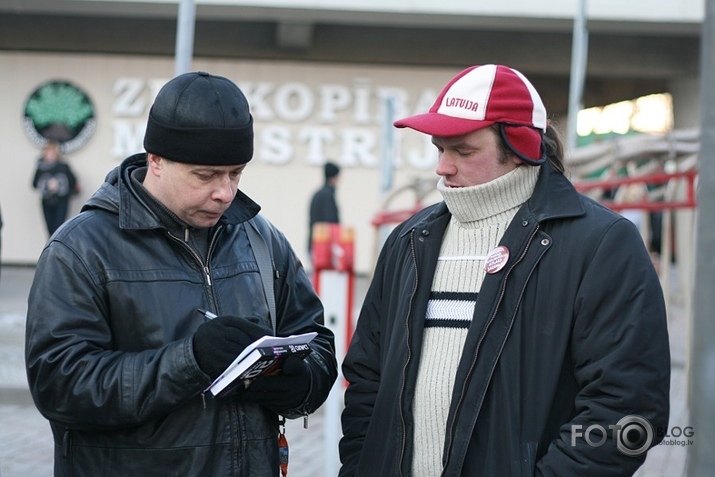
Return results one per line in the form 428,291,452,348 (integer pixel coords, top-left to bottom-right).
197,308,218,319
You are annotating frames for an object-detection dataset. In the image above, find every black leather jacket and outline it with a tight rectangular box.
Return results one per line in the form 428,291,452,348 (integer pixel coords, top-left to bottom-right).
26,154,337,477
339,163,670,476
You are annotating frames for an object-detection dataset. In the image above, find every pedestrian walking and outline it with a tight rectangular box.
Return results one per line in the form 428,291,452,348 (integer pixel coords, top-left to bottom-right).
32,141,79,236
308,161,341,257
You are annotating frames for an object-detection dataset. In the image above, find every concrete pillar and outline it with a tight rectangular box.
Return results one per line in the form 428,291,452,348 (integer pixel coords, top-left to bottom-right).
670,77,701,129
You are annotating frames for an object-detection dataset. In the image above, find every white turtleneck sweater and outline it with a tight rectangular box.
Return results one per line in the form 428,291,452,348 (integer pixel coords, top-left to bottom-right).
411,165,539,476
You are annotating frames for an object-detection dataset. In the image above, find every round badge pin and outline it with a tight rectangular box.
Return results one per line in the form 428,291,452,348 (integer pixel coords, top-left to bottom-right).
485,246,509,274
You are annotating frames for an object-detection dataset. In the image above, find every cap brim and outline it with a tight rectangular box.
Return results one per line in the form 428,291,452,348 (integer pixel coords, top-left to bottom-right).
394,113,494,137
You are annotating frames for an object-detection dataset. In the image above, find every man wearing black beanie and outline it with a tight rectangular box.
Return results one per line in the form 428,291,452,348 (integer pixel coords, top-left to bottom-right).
25,71,338,476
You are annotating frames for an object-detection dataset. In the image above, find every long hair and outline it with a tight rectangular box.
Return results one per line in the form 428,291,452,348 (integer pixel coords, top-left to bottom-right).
542,122,566,174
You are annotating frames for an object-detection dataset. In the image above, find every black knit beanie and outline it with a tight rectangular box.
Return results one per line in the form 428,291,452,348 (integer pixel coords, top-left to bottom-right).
324,162,340,180
143,71,254,165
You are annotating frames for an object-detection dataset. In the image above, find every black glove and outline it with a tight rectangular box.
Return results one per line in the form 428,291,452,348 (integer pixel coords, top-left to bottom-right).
193,315,272,380
240,355,312,412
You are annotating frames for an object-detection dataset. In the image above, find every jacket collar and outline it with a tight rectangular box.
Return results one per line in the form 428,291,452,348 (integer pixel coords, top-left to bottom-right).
524,162,585,222
405,162,585,236
82,153,261,230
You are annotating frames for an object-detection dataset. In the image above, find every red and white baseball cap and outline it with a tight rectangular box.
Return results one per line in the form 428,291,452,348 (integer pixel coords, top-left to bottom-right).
394,64,547,165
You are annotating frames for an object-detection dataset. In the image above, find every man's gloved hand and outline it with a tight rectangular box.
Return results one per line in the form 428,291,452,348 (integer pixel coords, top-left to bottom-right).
240,355,312,413
193,315,272,380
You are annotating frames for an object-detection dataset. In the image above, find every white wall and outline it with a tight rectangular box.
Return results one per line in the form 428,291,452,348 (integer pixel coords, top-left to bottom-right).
6,1,704,26
0,51,455,273
59,0,706,21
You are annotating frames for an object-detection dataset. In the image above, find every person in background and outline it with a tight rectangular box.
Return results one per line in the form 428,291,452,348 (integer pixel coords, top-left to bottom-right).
339,64,670,476
308,161,340,257
32,140,80,236
26,71,338,476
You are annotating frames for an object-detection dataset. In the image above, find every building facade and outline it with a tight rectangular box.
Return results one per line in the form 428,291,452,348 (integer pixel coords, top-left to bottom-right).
0,0,704,272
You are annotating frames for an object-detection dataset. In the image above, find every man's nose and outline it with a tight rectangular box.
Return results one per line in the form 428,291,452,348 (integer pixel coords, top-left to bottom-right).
214,176,236,201
435,154,454,176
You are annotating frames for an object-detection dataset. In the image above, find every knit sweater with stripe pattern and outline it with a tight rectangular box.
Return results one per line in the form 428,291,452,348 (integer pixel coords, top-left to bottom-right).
411,165,539,476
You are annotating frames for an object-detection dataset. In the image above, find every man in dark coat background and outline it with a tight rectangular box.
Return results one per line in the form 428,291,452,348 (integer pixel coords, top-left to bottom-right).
308,161,341,257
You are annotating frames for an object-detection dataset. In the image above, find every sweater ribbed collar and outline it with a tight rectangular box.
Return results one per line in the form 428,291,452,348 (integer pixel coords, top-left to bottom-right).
437,165,540,224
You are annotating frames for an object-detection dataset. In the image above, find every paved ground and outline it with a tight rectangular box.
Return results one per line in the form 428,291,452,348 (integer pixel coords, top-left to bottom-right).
0,266,341,477
0,265,690,476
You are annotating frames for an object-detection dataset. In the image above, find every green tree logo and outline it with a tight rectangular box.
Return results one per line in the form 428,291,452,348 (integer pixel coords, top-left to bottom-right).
23,80,96,153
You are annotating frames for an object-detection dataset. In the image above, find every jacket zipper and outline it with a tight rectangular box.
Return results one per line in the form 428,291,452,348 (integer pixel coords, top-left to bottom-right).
441,224,541,473
167,227,223,407
397,229,420,476
62,428,71,457
167,225,223,289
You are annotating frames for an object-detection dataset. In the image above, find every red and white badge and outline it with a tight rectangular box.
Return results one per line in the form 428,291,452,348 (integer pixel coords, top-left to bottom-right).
485,246,509,274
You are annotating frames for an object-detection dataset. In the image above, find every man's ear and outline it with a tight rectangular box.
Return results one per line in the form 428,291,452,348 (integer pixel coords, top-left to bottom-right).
510,153,524,166
143,154,165,193
146,153,163,174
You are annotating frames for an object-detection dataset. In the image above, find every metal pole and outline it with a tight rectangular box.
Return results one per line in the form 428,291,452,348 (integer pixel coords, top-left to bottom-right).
175,0,196,76
688,0,715,475
379,95,396,248
380,95,396,197
319,269,350,477
566,0,588,151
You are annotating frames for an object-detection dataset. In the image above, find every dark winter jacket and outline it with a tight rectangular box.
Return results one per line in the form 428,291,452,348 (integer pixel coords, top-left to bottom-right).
339,162,670,476
26,154,338,477
32,158,78,205
308,183,339,253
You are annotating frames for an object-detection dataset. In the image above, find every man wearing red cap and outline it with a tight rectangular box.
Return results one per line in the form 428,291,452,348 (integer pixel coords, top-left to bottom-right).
339,65,670,476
